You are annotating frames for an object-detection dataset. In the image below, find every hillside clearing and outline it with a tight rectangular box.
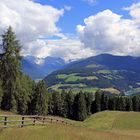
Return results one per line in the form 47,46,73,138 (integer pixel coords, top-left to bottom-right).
0,111,140,140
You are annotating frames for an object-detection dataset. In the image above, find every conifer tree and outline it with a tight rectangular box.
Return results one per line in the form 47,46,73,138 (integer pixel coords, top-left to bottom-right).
61,90,68,117
0,26,21,112
0,80,3,108
73,91,87,121
50,91,63,116
94,90,102,112
126,97,133,111
31,81,48,115
85,92,93,115
66,90,74,119
17,74,35,115
132,96,140,111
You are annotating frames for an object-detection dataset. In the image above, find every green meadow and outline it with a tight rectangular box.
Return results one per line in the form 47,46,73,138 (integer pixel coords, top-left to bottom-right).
1,111,140,140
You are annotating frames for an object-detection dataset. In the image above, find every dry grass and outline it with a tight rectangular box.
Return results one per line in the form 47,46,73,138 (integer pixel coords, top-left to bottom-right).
0,124,140,140
1,111,140,140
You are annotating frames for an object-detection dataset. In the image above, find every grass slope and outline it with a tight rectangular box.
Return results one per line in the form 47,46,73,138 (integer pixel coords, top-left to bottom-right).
1,111,140,140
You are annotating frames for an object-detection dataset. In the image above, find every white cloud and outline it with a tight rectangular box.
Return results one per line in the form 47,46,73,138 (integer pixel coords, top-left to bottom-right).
0,0,64,50
124,2,140,24
47,37,94,62
22,36,94,62
1,0,140,61
77,4,140,57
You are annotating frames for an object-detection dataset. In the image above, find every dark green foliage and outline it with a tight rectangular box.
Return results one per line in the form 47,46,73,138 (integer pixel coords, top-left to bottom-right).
73,91,87,121
30,81,48,115
119,96,126,111
93,90,140,115
94,90,102,112
48,91,63,116
0,80,3,108
17,74,35,115
85,92,93,115
0,26,21,112
108,96,116,110
61,90,69,117
132,96,140,111
66,90,74,119
126,97,133,111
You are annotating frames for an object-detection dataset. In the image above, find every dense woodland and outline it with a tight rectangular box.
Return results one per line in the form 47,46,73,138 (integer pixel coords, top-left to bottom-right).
0,27,140,121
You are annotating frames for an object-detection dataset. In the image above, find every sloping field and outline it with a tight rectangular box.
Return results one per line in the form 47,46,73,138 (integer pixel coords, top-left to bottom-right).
0,111,140,140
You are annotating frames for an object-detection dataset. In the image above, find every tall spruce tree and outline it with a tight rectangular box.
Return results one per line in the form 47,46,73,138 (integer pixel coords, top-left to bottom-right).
31,81,48,115
85,92,93,115
94,90,102,112
0,80,3,108
61,90,68,117
73,91,87,121
126,97,133,111
132,96,140,111
50,91,63,116
0,27,21,112
17,74,35,115
66,90,74,119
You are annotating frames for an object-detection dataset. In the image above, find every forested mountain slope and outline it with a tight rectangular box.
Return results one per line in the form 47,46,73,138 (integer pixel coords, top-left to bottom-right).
45,54,140,94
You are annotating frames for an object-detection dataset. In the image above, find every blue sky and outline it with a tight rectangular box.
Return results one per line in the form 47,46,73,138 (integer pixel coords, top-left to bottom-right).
0,0,140,61
36,0,138,33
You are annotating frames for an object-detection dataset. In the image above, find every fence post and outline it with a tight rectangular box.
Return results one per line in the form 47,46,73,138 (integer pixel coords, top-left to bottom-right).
21,117,24,128
42,117,45,124
33,117,36,126
4,116,7,127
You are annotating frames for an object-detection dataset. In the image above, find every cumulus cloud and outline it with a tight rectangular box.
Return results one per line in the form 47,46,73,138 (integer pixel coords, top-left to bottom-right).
0,0,64,53
1,0,140,61
77,4,140,56
47,38,94,62
22,36,94,62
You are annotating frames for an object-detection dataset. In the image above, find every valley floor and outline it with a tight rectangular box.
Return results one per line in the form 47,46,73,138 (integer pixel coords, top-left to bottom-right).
0,111,140,140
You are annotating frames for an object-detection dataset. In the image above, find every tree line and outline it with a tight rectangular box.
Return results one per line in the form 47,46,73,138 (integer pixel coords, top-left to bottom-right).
0,27,140,122
93,90,140,113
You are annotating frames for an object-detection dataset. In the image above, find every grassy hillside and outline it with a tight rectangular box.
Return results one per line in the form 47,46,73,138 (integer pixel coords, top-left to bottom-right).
1,111,140,140
45,54,140,94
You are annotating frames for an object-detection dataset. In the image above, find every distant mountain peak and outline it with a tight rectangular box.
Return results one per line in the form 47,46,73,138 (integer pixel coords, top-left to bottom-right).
22,56,66,80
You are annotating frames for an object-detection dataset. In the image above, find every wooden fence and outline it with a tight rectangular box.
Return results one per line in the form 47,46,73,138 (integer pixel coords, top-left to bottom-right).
0,115,72,128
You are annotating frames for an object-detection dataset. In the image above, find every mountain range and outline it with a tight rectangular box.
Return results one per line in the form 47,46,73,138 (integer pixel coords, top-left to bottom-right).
44,54,140,95
22,56,65,80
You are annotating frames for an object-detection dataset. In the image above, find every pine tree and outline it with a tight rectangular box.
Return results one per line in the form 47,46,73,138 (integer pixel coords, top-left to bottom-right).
132,96,139,111
66,90,74,119
85,92,93,115
101,92,105,111
104,95,109,110
31,81,48,115
0,80,3,108
48,93,54,115
17,74,35,115
0,26,21,112
73,91,87,121
50,91,63,116
94,90,102,112
61,90,68,117
126,97,133,111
